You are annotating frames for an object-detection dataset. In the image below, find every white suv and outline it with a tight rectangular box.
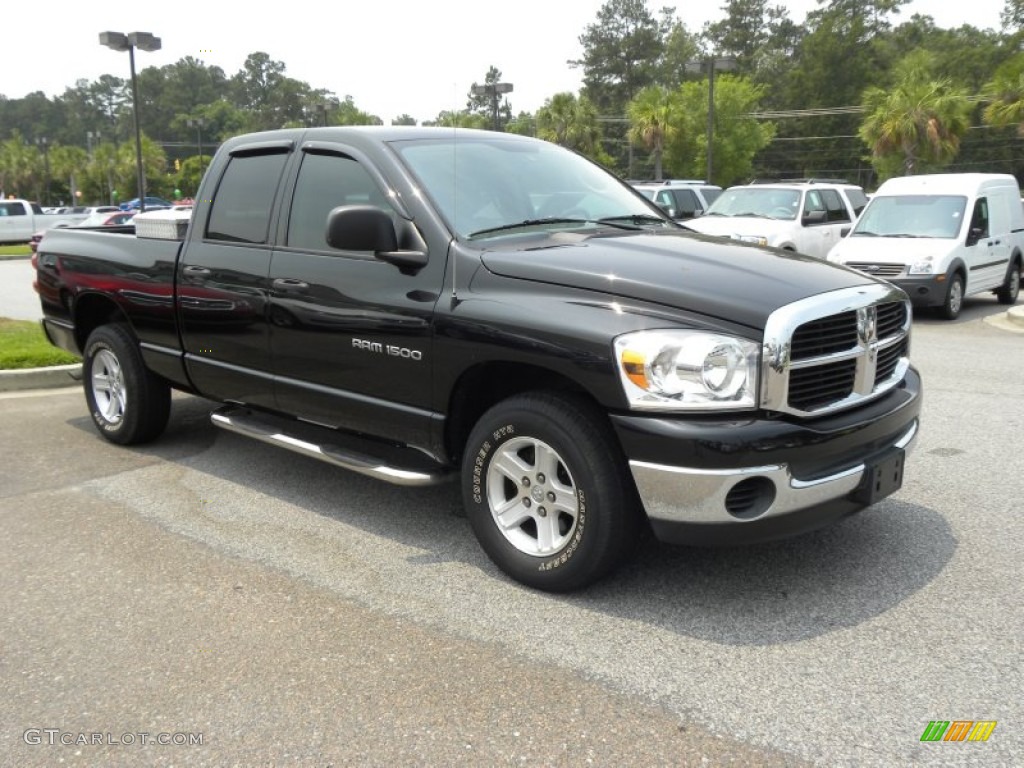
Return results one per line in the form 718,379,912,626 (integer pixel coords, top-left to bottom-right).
684,179,869,259
632,180,723,220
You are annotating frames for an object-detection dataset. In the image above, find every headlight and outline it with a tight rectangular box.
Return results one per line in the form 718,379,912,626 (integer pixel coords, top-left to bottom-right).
735,234,768,246
614,330,760,411
908,257,934,275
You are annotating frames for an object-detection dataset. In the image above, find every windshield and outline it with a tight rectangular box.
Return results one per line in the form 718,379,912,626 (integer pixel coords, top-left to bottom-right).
704,187,801,220
852,195,966,239
392,135,672,240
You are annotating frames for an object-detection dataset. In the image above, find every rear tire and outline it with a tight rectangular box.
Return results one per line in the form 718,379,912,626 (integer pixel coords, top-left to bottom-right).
461,392,641,592
83,324,171,445
996,259,1020,305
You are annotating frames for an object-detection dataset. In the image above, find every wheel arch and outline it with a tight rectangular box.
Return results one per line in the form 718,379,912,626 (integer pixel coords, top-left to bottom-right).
443,361,606,466
73,292,132,350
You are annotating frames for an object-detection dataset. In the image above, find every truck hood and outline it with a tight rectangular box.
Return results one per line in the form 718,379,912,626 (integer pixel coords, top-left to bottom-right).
480,230,877,329
829,235,955,265
684,215,797,242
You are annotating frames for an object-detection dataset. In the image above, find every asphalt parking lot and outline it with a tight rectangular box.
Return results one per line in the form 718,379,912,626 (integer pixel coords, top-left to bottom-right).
1,261,1022,766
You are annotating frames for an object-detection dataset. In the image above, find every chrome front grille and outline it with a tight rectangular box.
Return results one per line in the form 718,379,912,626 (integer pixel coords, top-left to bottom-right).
761,285,912,417
845,262,906,278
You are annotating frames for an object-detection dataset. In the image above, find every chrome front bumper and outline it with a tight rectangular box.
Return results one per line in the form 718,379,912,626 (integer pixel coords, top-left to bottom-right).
630,420,918,528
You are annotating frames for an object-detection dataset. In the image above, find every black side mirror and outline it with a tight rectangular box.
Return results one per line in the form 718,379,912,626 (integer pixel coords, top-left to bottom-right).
965,226,985,247
326,205,427,272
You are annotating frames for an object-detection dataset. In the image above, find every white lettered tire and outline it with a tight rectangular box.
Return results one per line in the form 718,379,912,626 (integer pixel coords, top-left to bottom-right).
461,392,641,591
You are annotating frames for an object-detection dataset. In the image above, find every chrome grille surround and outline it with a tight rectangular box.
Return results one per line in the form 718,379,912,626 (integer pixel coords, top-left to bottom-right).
844,262,906,278
761,284,911,417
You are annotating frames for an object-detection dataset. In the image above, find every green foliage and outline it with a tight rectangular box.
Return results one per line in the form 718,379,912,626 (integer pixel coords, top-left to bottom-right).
859,51,972,180
570,0,664,113
535,93,611,165
664,76,775,186
627,86,680,180
0,318,80,370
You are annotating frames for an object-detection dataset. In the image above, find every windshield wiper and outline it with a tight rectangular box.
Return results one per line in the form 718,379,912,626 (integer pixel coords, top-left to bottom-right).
851,230,879,237
596,214,667,229
467,217,593,239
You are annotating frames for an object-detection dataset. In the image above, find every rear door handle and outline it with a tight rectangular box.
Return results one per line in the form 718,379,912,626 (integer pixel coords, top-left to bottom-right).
183,265,211,276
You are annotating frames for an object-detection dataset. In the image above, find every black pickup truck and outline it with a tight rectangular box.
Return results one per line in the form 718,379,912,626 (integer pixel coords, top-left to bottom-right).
36,127,921,591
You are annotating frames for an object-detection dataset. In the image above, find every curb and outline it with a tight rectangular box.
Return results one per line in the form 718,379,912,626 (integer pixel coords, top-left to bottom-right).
0,364,82,392
982,305,1024,333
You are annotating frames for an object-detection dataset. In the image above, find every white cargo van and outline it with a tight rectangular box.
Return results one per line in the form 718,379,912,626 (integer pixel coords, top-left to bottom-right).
826,173,1023,319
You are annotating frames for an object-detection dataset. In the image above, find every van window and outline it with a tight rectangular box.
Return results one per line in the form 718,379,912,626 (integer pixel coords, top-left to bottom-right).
969,198,989,239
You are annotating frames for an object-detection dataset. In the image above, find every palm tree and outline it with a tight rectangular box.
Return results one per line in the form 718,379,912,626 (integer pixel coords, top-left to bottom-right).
981,67,1024,135
0,133,38,199
627,86,680,180
535,93,605,162
859,53,971,180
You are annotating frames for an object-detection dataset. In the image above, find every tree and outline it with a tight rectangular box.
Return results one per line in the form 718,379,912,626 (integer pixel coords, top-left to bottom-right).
859,51,971,179
425,111,489,128
627,86,680,179
535,93,610,164
0,133,37,198
569,0,664,114
982,54,1024,134
665,75,775,185
467,66,513,129
392,114,417,126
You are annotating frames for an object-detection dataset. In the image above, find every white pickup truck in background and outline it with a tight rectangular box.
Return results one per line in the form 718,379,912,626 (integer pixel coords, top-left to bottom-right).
0,200,90,243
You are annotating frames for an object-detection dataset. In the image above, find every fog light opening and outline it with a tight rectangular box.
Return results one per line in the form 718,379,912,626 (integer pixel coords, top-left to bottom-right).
725,477,776,520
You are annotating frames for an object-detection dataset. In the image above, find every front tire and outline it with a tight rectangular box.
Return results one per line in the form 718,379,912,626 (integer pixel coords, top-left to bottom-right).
461,392,641,592
939,272,964,320
83,324,170,445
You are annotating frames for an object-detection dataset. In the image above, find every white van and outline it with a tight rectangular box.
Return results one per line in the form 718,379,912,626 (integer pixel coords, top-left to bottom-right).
826,173,1023,319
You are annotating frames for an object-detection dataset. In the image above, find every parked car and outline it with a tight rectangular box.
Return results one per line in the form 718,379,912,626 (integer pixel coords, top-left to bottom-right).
119,196,173,211
75,211,136,227
631,180,723,220
826,173,1022,319
685,179,869,259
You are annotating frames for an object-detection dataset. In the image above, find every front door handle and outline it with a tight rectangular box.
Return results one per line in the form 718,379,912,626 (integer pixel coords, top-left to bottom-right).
183,265,211,276
272,278,310,290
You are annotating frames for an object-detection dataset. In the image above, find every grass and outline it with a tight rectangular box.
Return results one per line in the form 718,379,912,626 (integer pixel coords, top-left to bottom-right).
0,244,31,259
0,318,80,369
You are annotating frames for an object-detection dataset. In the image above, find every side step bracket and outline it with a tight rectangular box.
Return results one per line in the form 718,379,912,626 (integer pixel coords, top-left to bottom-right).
210,405,451,487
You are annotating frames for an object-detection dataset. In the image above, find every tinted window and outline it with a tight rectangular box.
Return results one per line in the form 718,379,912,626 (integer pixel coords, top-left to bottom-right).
0,203,25,216
843,187,868,216
670,189,699,217
821,189,850,223
970,198,990,238
286,151,392,251
700,187,722,205
206,151,289,243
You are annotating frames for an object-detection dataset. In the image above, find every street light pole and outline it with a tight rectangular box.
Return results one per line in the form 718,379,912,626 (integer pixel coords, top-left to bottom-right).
686,56,737,184
35,137,50,206
187,118,205,175
470,82,513,131
99,31,161,212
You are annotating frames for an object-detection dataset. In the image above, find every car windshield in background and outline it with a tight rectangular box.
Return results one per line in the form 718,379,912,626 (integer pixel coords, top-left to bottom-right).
852,195,967,239
704,188,801,220
392,135,672,240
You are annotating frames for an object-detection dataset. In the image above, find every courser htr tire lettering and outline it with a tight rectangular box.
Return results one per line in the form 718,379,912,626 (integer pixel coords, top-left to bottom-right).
83,324,171,445
461,392,642,592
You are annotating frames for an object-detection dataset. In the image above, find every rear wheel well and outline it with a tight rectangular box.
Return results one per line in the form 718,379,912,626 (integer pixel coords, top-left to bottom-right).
73,294,131,350
444,363,601,465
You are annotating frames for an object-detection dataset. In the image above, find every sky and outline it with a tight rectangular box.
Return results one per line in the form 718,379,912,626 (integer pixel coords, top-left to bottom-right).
2,0,1009,124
